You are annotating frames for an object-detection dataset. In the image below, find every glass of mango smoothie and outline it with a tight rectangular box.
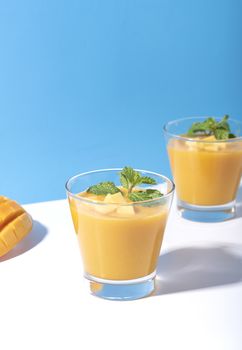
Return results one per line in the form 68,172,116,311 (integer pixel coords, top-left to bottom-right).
66,167,174,300
164,116,242,222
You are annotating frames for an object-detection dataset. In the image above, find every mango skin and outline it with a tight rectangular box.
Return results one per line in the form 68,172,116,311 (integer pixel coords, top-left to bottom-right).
0,196,33,257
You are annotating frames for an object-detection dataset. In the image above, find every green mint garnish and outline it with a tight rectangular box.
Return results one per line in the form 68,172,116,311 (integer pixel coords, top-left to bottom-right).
214,128,230,140
120,166,156,194
86,167,163,202
140,176,157,185
87,182,120,195
129,189,163,202
187,115,236,140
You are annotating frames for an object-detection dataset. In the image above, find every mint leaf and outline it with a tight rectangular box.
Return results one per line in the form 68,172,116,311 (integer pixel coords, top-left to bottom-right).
119,167,142,193
214,129,229,140
128,192,151,202
187,115,235,140
119,167,157,193
217,115,230,131
120,173,129,189
145,189,163,198
129,189,162,202
87,167,161,199
87,182,120,195
187,117,216,136
187,118,216,136
140,176,157,185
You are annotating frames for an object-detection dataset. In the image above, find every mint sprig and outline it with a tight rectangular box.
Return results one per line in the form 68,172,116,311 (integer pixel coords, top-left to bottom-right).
86,167,163,202
87,182,120,195
120,166,156,194
187,115,236,140
129,189,162,202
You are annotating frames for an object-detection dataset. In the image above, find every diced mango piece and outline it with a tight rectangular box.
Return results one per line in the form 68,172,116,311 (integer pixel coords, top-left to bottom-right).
203,143,226,151
185,135,227,151
104,192,126,204
202,135,217,141
93,193,133,215
116,205,135,216
93,192,126,214
201,136,226,150
94,204,117,215
185,140,199,150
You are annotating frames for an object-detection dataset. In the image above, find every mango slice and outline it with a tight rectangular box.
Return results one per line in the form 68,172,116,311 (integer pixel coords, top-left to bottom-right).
100,193,135,216
0,197,33,257
93,194,118,214
185,135,227,151
104,192,126,204
116,205,135,216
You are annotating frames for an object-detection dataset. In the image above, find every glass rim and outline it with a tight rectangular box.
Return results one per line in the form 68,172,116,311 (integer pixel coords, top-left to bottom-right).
163,116,242,143
65,168,175,206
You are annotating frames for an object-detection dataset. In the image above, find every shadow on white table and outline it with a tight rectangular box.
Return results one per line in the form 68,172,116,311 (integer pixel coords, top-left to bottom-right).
0,220,48,262
154,244,242,296
154,183,242,296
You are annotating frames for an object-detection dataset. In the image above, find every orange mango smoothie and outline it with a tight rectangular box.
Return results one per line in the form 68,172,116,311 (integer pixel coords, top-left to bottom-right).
69,191,168,280
168,136,242,206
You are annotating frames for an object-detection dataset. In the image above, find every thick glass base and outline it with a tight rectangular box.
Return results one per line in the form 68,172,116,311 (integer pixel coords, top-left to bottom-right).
85,271,155,300
177,199,236,223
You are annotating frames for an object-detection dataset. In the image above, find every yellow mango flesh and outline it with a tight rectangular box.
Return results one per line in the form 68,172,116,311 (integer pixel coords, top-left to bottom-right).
69,191,169,280
0,196,33,257
168,137,242,206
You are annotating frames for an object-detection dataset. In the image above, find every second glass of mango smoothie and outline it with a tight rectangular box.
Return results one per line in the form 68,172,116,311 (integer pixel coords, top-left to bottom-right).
164,116,242,222
66,167,174,300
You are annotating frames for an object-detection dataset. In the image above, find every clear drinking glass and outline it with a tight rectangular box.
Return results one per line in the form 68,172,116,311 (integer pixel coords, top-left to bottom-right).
163,117,242,222
66,169,174,300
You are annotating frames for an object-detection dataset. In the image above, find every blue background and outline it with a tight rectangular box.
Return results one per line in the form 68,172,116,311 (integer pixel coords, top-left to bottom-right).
0,0,241,204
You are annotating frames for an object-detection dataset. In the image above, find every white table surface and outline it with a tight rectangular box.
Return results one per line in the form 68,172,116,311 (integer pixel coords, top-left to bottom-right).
0,192,242,350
